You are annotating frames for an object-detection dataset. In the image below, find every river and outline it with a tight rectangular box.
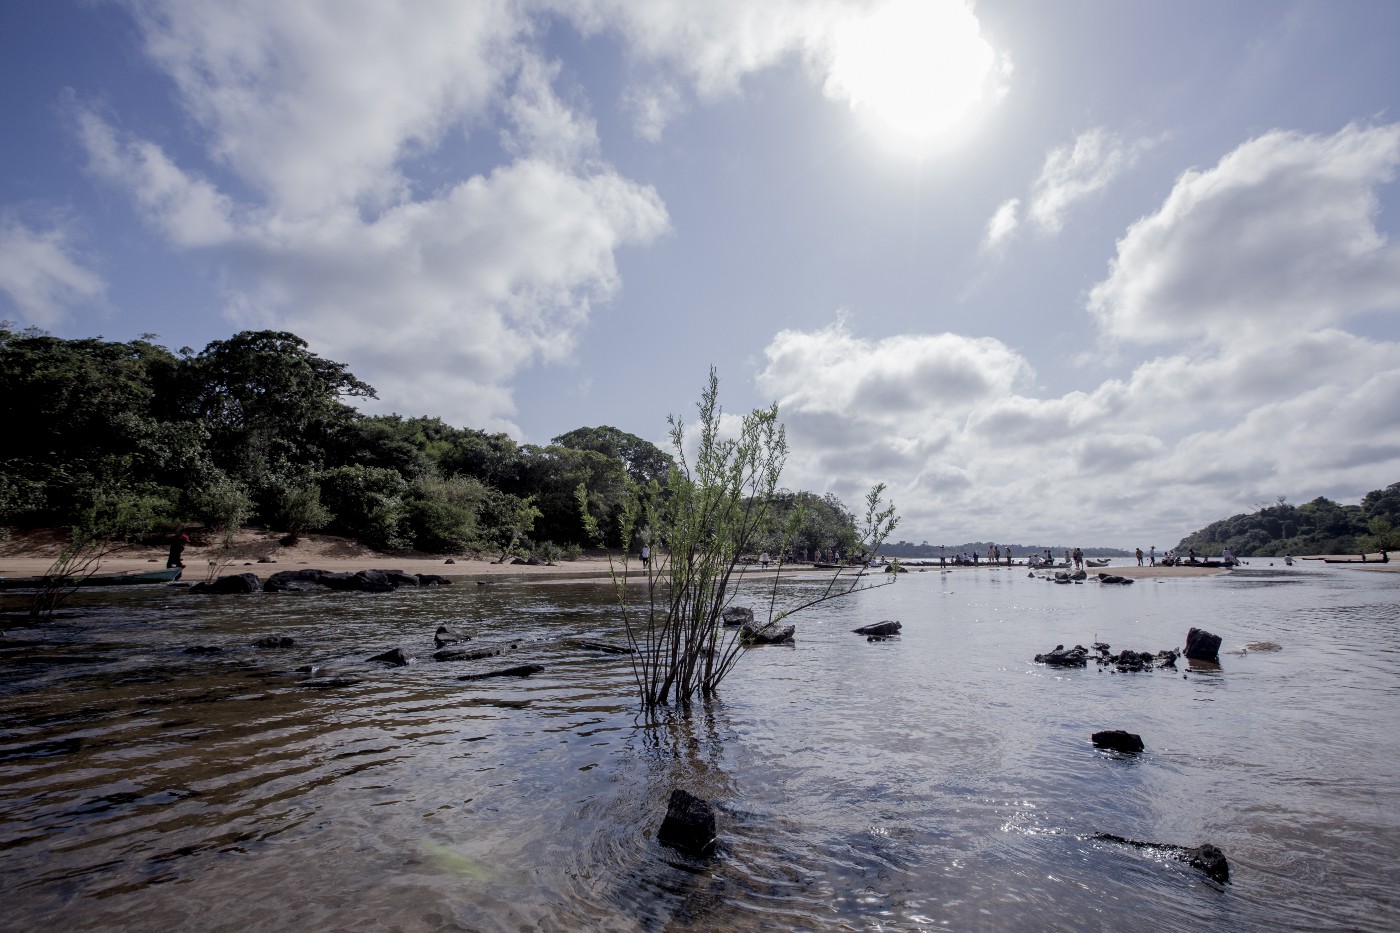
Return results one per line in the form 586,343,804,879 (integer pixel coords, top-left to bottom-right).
2,561,1397,931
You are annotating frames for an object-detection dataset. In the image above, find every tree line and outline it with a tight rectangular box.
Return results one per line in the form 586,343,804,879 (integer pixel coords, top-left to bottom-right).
0,326,862,558
1174,487,1400,558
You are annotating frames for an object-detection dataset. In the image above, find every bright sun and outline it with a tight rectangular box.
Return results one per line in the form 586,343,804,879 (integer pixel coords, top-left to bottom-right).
826,0,1004,149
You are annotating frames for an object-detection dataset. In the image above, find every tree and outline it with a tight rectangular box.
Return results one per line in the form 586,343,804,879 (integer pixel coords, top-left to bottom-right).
552,425,675,485
581,369,899,718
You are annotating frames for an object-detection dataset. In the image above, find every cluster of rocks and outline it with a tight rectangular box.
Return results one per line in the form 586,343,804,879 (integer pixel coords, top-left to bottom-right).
1028,570,1135,586
721,606,795,645
190,568,454,595
1035,628,1221,670
1090,642,1179,671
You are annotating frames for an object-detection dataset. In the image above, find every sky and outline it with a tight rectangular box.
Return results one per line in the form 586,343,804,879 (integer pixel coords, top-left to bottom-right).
2,0,1399,550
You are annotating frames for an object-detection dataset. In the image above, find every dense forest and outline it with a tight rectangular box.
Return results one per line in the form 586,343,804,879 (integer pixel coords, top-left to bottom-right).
1175,486,1400,557
0,327,861,559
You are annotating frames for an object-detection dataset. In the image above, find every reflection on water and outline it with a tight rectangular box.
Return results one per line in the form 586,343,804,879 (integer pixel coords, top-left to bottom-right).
2,563,1399,930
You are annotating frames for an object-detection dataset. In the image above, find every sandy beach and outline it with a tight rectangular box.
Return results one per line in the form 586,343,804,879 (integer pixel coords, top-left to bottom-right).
3,528,1392,584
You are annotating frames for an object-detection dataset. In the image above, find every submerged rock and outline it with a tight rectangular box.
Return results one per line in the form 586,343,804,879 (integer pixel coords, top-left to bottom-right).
253,636,295,649
565,639,635,655
658,788,717,857
740,619,795,645
1243,641,1282,652
191,573,262,594
1093,833,1230,884
852,621,902,638
458,664,544,680
432,647,500,662
367,647,414,666
1097,573,1134,585
434,625,469,648
1092,730,1145,753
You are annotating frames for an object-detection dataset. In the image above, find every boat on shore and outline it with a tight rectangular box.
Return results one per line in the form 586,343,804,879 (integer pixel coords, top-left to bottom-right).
0,567,184,590
1085,558,1110,568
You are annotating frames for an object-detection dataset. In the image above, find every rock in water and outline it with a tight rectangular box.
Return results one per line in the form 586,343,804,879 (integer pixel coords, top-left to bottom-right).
1184,627,1223,661
722,606,754,627
658,788,716,857
1185,843,1230,884
1035,644,1089,666
367,647,414,666
740,619,795,645
253,636,295,649
434,625,469,648
1092,730,1145,753
852,621,902,637
192,573,262,594
458,664,544,681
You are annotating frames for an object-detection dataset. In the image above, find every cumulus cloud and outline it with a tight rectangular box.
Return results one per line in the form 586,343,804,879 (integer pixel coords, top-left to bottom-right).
0,216,106,328
1028,128,1157,233
79,0,669,432
1089,122,1400,344
983,197,1019,249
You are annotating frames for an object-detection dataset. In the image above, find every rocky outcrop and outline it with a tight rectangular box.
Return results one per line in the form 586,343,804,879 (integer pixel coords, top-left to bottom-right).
1092,730,1145,753
191,573,262,594
1097,573,1134,585
1035,644,1089,666
852,621,902,638
253,635,295,649
1184,627,1222,661
740,618,795,645
658,788,717,857
1093,833,1229,884
264,568,448,593
565,640,635,655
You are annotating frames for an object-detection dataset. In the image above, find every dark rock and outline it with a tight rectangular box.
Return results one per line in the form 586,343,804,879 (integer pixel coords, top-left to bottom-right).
1035,644,1089,666
367,647,414,666
852,621,902,637
1097,573,1134,585
433,647,500,662
722,606,754,627
1184,627,1222,662
183,645,223,655
1070,569,1087,581
1185,843,1230,884
256,557,276,563
1243,641,1282,652
444,558,456,564
566,640,635,655
381,570,420,588
510,557,528,565
191,573,262,594
264,568,330,592
1092,730,1145,753
658,788,716,857
1155,649,1179,667
1112,649,1155,672
299,676,360,690
740,619,795,645
435,625,469,648
418,574,453,586
253,636,295,649
458,664,544,680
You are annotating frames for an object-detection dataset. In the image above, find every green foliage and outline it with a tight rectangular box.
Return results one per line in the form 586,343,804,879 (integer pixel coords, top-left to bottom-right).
1176,483,1399,556
551,425,674,485
268,480,333,544
186,478,254,532
318,465,411,551
403,475,490,552
583,369,900,718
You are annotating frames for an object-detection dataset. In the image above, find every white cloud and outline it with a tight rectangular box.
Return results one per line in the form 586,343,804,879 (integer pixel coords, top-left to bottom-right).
1089,122,1400,344
1028,127,1157,233
79,0,669,432
0,216,106,328
983,197,1019,249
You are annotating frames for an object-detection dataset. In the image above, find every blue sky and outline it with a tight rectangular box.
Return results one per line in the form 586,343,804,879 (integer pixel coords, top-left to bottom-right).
3,0,1398,548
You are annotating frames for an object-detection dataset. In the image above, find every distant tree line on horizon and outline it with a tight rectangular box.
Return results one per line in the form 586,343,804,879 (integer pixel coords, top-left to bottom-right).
1174,487,1400,558
0,326,863,559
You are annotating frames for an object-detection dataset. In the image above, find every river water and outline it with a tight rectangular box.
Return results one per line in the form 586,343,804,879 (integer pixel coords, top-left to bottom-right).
2,561,1397,931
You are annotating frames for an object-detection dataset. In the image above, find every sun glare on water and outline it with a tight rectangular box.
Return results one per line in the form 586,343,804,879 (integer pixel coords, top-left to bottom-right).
826,0,1005,152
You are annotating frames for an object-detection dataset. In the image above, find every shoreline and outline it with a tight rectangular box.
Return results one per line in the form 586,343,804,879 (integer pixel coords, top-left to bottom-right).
2,527,1393,583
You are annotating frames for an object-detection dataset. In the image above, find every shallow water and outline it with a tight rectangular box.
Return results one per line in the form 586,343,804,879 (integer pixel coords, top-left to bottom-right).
2,561,1397,931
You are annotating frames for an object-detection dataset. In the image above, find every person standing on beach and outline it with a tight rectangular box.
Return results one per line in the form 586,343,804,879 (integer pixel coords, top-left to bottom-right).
167,534,188,569
1135,547,1143,566
1072,547,1083,571
1148,546,1156,566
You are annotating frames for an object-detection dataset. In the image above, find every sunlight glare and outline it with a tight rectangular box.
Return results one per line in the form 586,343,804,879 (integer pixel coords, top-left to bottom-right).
827,0,1002,149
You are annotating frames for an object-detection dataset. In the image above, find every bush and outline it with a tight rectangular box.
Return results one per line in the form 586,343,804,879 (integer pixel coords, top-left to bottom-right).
319,465,411,550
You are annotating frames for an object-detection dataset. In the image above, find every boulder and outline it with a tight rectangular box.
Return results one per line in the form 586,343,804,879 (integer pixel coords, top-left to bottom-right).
1070,569,1087,581
458,664,544,681
1155,649,1179,667
852,621,902,637
658,788,717,857
1035,644,1089,666
1184,843,1230,884
381,570,420,588
418,574,453,586
1092,730,1145,753
434,625,470,648
367,647,414,666
183,645,223,655
191,573,262,594
565,640,635,655
740,619,795,645
264,568,329,592
1184,627,1222,662
721,606,754,627
253,636,295,649
1097,574,1134,585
